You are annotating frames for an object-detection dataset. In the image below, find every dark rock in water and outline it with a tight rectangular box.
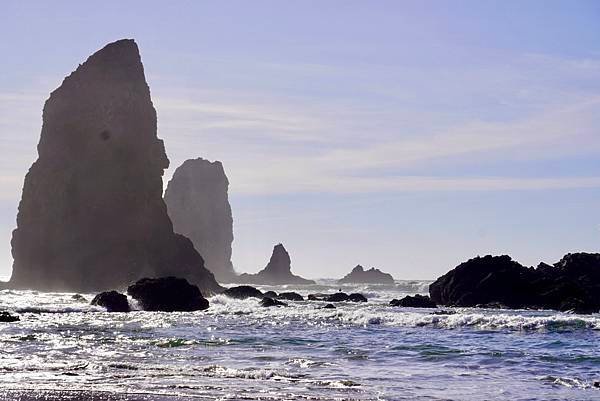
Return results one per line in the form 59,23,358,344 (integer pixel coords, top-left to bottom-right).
91,291,130,312
322,303,336,309
348,293,368,302
127,277,209,312
223,285,263,299
260,297,287,307
338,265,394,284
0,312,19,322
278,292,304,301
8,39,222,295
164,158,236,282
263,291,278,299
390,294,436,308
309,292,367,303
237,244,315,285
71,294,87,302
429,253,600,313
327,292,349,302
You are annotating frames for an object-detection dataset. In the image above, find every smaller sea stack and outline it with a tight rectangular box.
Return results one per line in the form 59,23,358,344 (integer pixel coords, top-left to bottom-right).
237,244,315,285
338,265,394,284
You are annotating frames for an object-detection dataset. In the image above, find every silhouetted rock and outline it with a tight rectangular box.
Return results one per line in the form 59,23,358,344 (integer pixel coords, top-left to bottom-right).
165,158,236,282
338,265,394,284
260,297,287,307
127,277,209,311
348,293,368,302
91,291,130,312
326,293,349,302
429,253,600,313
263,291,278,298
0,312,19,322
278,292,304,301
390,294,436,308
322,303,336,309
237,244,315,285
8,39,222,295
223,285,263,299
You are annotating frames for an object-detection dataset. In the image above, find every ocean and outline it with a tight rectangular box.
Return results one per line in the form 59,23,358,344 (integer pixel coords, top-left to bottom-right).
0,280,599,400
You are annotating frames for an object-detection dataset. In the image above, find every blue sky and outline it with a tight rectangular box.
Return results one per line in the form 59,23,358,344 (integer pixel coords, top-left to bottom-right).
1,1,600,280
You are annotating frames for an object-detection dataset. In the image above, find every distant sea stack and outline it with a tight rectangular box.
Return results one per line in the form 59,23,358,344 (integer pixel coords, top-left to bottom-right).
338,265,395,284
164,158,235,282
9,39,222,294
238,244,315,285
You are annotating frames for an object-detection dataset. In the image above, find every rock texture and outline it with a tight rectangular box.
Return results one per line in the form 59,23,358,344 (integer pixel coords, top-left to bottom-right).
429,253,600,314
338,265,395,284
164,158,235,282
91,291,130,312
9,39,221,295
127,277,209,312
237,244,315,285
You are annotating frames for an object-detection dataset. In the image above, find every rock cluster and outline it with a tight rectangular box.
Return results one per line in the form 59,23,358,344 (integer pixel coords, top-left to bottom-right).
429,253,600,314
237,244,315,285
8,39,221,295
164,158,236,282
308,292,367,302
338,265,394,284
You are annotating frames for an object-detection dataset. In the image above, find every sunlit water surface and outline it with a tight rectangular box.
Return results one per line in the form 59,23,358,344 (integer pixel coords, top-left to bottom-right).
0,280,599,400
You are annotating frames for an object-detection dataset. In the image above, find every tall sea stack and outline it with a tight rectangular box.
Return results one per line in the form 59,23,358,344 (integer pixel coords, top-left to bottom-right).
164,158,236,282
9,39,222,294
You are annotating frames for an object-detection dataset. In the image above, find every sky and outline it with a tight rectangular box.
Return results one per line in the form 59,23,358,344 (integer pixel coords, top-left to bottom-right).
1,0,600,281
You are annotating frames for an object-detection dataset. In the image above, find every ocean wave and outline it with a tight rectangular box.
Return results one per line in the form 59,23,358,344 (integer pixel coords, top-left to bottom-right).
540,375,600,390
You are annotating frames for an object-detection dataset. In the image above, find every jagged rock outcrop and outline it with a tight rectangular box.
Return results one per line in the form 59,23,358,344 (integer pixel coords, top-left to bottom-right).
338,265,394,284
91,291,130,312
127,277,209,312
164,158,235,282
429,253,600,314
237,244,315,285
9,39,221,294
390,294,436,308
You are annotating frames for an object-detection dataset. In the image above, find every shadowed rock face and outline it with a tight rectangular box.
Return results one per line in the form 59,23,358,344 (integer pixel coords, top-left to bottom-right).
9,39,222,294
429,253,600,313
238,244,315,285
164,158,235,282
338,265,395,284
